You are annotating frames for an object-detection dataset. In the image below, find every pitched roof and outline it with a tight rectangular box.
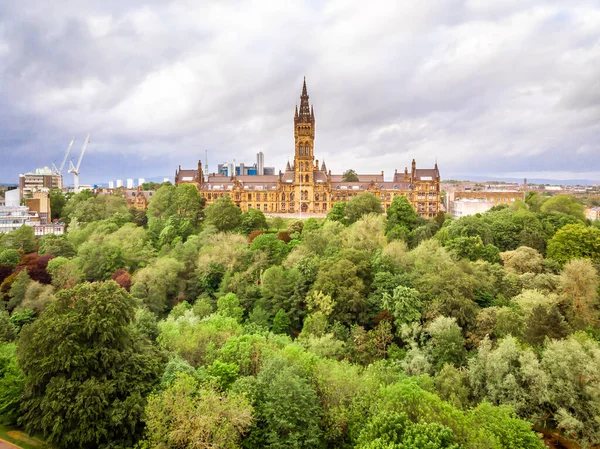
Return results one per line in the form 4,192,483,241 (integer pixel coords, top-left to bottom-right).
329,173,384,183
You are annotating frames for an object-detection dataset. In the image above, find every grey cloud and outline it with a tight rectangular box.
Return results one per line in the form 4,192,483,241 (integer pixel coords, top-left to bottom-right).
0,0,599,184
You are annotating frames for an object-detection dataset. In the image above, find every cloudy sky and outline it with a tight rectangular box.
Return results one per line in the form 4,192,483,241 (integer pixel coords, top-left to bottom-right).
1,1,599,185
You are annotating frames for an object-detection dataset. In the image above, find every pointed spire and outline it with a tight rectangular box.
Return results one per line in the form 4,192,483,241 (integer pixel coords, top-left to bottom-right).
295,105,298,117
297,77,312,122
321,160,326,172
311,105,314,118
286,160,291,171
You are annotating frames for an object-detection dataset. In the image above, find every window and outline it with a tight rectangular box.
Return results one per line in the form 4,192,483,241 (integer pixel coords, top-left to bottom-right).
315,193,319,201
256,193,261,201
248,193,252,200
305,174,309,183
263,204,267,211
305,143,309,155
281,193,286,201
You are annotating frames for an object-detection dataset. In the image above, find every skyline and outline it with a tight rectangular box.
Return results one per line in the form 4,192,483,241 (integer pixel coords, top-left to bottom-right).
1,1,600,185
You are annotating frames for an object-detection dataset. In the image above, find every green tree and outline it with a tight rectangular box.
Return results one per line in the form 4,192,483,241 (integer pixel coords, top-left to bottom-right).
558,259,599,328
547,224,600,265
250,233,289,266
205,196,242,232
0,311,16,343
240,209,268,234
0,226,36,253
541,334,600,447
217,293,244,322
355,410,461,449
345,192,382,224
327,201,347,223
522,306,569,346
272,309,291,335
37,234,76,258
7,270,31,311
0,343,24,425
46,257,83,290
49,189,67,220
469,403,545,449
386,195,418,232
131,258,184,314
143,373,253,449
0,249,20,268
540,195,585,221
312,258,366,326
426,316,467,370
342,169,359,182
17,281,164,449
233,357,324,449
382,285,421,327
500,246,543,274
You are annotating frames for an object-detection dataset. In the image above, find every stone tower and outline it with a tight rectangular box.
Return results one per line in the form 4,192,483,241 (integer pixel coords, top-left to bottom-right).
293,78,316,213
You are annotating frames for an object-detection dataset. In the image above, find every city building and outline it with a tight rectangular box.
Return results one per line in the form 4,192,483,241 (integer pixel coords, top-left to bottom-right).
124,186,155,210
175,79,441,217
0,206,37,232
217,153,275,177
25,191,51,225
19,166,62,197
586,207,600,221
447,190,524,218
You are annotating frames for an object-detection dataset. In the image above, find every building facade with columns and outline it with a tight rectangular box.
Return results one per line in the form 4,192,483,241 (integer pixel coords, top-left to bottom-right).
175,79,441,218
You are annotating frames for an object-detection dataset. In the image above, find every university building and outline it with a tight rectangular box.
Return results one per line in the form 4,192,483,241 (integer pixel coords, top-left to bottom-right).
175,79,441,218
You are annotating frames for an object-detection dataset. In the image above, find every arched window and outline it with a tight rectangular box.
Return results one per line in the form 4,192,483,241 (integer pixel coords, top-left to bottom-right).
305,144,309,155
290,192,295,201
299,145,303,156
281,193,285,201
315,193,319,201
305,174,309,183
305,162,308,171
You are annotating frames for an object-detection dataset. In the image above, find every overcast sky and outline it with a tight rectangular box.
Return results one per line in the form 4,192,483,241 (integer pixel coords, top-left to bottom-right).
1,1,599,185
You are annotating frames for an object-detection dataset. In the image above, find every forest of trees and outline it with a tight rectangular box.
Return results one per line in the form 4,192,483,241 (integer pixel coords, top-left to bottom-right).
0,185,599,449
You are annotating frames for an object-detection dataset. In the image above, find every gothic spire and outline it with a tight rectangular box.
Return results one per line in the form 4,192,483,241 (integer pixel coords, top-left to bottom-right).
297,76,312,121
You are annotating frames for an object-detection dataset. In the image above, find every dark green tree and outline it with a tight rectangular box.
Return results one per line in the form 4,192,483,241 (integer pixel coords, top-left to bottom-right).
272,309,291,335
204,196,242,232
17,281,164,449
327,202,347,224
345,192,382,224
233,357,324,449
386,196,418,232
342,169,359,182
239,209,268,234
49,189,67,220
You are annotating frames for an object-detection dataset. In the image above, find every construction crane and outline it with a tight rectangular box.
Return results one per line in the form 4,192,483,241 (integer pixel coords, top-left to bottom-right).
68,133,90,193
52,137,75,176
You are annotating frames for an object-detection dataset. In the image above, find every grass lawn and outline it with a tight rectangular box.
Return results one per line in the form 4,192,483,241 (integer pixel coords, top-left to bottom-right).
0,425,49,449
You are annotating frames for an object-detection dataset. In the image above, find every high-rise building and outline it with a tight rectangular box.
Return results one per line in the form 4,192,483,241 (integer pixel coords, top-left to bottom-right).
19,166,63,197
138,178,145,186
109,181,115,189
127,179,134,189
175,78,441,217
116,180,123,188
257,152,265,175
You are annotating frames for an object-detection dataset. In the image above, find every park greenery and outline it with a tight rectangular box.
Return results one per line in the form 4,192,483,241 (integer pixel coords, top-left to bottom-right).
0,185,599,448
